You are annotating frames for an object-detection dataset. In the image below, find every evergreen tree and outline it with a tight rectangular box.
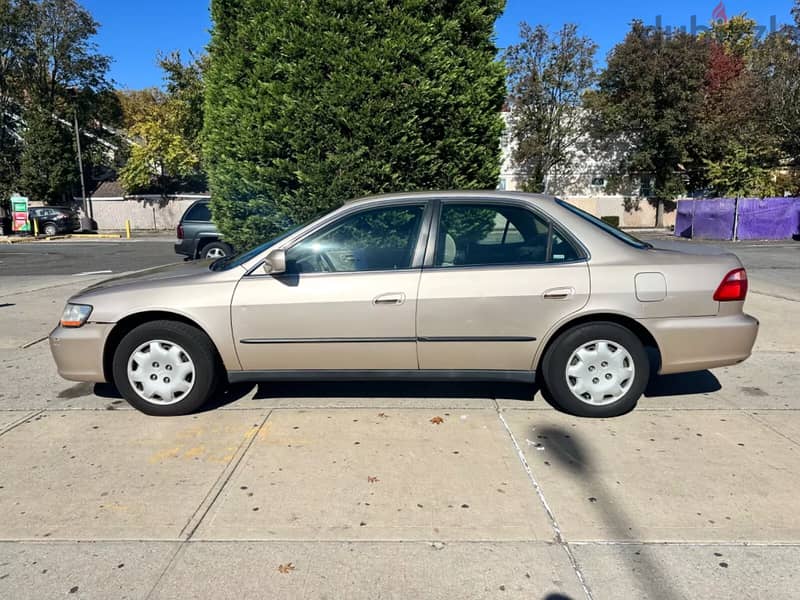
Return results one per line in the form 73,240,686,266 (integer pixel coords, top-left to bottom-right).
15,0,111,204
17,107,78,203
585,22,709,224
204,0,506,249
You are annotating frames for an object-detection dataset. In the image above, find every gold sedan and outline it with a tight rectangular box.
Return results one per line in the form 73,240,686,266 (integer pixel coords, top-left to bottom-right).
50,192,758,417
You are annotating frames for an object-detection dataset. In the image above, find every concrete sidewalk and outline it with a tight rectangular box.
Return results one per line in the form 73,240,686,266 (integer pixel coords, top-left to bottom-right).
0,277,798,599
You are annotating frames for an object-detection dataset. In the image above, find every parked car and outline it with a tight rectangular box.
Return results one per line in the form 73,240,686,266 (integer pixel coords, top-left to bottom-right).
174,199,234,260
50,191,758,417
29,206,80,236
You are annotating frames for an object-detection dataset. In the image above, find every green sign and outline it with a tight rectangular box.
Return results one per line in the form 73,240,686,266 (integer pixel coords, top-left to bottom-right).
11,195,29,233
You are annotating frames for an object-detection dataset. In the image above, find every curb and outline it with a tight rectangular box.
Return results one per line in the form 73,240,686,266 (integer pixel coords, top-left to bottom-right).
1,235,69,244
1,233,123,244
70,234,122,239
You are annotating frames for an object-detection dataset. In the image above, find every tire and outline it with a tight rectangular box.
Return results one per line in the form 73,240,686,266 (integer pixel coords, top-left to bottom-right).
200,241,233,260
43,223,57,236
112,320,220,416
541,322,649,418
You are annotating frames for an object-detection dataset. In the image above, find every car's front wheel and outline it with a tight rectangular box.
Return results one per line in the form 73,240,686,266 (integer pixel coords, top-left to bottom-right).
43,223,57,236
112,320,220,416
541,322,649,417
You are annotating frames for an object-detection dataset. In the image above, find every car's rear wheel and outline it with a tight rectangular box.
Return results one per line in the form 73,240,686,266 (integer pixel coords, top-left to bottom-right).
541,322,649,417
43,223,57,236
112,320,219,416
201,242,232,260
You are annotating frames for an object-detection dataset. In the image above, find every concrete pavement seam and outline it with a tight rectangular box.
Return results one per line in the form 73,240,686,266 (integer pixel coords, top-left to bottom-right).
0,277,109,300
750,290,800,303
495,403,595,600
568,540,800,547
0,409,43,438
143,409,273,600
746,412,800,448
179,410,273,540
19,336,48,349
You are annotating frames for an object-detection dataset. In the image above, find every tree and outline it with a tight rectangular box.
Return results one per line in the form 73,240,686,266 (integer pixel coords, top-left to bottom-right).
752,10,800,166
0,0,30,206
16,106,77,202
118,52,206,194
704,144,777,197
15,0,111,204
585,21,709,225
204,0,507,250
696,16,779,196
504,23,596,193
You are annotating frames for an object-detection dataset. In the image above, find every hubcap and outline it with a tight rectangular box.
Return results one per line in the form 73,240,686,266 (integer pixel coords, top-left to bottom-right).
127,340,195,405
565,339,635,406
205,247,226,259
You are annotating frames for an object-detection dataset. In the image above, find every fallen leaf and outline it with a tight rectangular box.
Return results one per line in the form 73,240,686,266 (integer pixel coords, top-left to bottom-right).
377,412,389,418
368,476,379,483
430,416,444,425
278,562,295,574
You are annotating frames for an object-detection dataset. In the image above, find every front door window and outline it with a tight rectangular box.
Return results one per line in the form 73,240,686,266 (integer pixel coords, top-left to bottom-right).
287,204,425,273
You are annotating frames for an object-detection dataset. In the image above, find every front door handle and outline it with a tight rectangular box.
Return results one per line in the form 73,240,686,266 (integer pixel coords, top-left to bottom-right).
373,292,406,306
543,287,574,300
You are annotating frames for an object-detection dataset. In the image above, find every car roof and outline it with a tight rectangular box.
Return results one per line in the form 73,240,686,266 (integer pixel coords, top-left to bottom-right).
344,190,558,208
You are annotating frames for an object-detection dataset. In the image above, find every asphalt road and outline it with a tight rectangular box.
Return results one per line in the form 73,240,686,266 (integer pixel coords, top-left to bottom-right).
0,239,179,277
637,233,800,298
2,235,797,298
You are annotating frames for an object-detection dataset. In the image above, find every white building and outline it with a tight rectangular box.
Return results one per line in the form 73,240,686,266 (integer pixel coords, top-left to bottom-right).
498,109,673,228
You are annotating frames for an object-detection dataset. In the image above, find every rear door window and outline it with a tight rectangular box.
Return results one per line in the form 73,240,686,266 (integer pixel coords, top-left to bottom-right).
433,203,581,267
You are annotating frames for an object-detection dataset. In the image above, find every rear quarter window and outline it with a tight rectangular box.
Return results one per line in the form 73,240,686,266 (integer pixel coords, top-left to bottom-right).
184,202,211,222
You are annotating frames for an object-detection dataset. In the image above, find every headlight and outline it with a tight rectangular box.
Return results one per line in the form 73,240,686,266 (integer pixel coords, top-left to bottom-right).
60,304,93,328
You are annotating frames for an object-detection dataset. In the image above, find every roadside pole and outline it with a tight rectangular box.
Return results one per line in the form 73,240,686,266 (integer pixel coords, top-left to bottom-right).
125,219,131,239
73,109,92,226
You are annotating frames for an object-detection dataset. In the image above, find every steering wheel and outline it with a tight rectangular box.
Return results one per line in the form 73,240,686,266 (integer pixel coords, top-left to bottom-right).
319,251,337,272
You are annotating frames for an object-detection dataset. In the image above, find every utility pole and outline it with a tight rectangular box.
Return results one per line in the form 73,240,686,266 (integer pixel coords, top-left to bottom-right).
73,108,91,220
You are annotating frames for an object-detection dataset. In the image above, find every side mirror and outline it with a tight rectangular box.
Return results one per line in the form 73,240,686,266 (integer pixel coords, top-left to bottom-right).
262,248,287,275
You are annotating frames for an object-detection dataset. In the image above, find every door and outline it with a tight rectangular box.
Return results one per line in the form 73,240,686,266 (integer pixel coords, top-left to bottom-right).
231,202,430,371
417,201,590,371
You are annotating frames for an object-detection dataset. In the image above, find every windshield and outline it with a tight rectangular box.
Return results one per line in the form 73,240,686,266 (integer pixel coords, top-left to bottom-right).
209,225,305,271
555,199,651,249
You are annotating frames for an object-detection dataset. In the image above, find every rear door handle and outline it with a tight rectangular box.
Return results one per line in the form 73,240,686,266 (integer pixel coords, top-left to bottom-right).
543,287,574,300
373,292,405,306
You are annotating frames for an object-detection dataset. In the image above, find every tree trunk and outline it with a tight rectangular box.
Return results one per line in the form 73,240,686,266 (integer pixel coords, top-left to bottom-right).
655,198,664,228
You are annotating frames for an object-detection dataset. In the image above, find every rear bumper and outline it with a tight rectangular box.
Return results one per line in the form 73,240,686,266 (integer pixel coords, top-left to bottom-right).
174,239,195,258
643,313,759,375
49,323,112,383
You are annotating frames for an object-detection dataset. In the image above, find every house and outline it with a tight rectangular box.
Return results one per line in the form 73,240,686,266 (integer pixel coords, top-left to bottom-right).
498,109,675,228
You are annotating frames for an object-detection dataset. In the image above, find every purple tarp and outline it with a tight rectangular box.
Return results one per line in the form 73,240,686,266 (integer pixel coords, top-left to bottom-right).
675,200,695,238
690,198,736,240
673,197,800,240
736,198,800,240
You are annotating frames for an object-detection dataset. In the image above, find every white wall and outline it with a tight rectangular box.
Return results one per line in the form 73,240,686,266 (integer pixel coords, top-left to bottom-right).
76,195,209,231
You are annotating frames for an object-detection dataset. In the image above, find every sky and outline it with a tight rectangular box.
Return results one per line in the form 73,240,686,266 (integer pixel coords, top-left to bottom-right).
83,0,797,90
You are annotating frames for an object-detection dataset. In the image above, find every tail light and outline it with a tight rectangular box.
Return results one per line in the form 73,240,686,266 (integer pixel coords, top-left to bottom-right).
713,268,748,301
177,224,184,239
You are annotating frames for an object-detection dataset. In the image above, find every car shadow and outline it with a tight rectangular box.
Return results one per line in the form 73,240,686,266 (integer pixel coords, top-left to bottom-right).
537,424,681,600
92,381,263,412
249,380,537,401
644,370,721,397
92,370,720,412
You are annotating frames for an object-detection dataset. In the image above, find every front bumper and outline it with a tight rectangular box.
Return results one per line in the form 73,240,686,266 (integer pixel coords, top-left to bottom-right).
644,313,759,375
49,323,113,382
